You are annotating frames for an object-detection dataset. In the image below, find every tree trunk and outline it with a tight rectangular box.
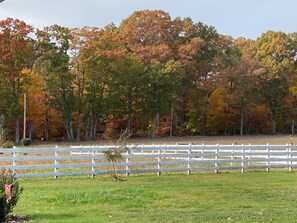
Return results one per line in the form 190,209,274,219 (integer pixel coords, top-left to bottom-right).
44,115,47,141
147,113,151,139
112,114,116,139
64,121,71,141
70,120,74,140
15,118,19,145
89,115,93,140
201,112,207,136
272,110,276,134
170,105,173,137
240,105,244,136
127,93,132,134
29,122,32,139
291,116,295,135
92,116,98,140
127,112,132,135
153,112,160,138
76,111,81,141
85,115,90,141
104,114,108,139
64,120,74,141
246,117,256,135
201,99,208,136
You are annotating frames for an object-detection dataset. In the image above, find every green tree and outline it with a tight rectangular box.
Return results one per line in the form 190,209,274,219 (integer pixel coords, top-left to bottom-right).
35,25,75,140
108,54,146,134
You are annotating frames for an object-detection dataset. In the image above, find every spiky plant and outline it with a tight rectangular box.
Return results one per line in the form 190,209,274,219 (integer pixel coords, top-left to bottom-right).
103,129,131,181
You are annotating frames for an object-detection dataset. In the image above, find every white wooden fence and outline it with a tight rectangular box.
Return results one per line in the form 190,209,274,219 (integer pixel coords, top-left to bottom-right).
0,144,296,178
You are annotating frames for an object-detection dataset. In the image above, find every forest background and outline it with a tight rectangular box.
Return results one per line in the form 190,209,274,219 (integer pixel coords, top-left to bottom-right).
0,10,297,144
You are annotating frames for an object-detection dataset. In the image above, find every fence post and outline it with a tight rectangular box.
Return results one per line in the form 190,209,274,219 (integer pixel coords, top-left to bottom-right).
188,144,191,175
248,143,251,166
201,143,204,161
91,150,96,178
241,145,245,173
215,144,219,174
157,147,161,176
286,143,289,170
266,143,270,172
54,145,59,179
231,143,234,166
12,146,17,175
125,150,130,177
289,144,293,171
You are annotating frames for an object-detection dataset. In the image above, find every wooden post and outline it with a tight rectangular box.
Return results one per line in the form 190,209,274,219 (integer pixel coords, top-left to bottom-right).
54,145,59,179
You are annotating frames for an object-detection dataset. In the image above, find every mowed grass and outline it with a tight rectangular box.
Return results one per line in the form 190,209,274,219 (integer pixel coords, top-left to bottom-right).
13,171,297,223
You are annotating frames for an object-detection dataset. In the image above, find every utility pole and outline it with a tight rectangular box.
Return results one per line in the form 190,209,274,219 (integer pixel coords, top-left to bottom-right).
23,94,26,139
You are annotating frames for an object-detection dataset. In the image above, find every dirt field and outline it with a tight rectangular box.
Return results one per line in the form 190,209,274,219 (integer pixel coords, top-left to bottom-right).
31,134,297,147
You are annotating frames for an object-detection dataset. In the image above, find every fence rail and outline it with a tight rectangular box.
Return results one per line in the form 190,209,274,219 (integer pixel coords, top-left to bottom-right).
0,143,296,178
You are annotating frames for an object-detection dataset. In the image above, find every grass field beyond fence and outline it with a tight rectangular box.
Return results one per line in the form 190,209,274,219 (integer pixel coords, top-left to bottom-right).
12,171,297,223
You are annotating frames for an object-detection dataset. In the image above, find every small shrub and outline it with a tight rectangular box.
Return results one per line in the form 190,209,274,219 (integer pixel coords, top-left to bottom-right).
21,138,32,146
0,169,23,222
103,129,131,181
1,141,14,148
0,191,8,223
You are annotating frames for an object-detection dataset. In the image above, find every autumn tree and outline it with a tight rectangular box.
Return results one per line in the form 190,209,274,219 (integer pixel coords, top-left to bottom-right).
119,10,179,65
21,69,47,139
70,27,102,141
0,18,34,144
35,25,75,140
178,22,220,135
253,31,295,133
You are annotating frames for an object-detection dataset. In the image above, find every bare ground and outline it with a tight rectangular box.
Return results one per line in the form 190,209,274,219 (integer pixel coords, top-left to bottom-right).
30,134,297,147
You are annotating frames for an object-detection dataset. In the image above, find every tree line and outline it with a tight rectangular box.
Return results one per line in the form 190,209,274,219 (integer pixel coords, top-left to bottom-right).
0,10,297,143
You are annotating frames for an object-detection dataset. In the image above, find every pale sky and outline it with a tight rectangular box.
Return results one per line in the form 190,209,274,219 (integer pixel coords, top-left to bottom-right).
0,0,296,39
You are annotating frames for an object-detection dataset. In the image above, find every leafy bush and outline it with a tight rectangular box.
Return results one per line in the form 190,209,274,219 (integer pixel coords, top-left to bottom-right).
0,169,23,222
0,191,8,223
21,138,32,146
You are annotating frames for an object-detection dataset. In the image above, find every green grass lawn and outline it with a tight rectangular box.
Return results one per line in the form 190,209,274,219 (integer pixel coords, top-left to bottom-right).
13,171,297,223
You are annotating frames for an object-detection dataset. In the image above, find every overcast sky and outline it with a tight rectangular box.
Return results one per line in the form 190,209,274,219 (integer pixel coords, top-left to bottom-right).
0,0,296,39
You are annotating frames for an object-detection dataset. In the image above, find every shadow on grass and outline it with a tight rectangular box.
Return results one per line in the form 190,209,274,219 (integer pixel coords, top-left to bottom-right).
27,213,76,221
